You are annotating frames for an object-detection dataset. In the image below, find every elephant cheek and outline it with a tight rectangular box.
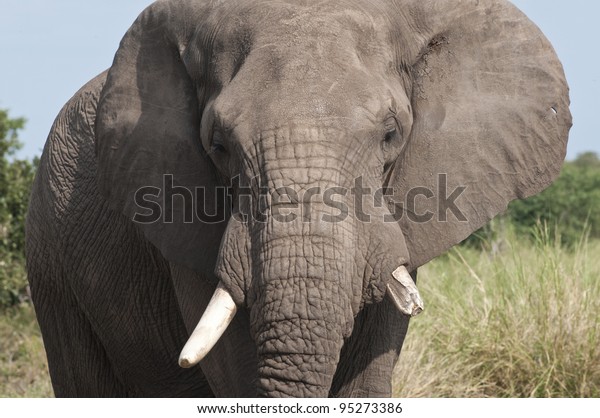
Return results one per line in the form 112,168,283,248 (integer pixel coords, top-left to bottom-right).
358,217,411,307
214,215,253,307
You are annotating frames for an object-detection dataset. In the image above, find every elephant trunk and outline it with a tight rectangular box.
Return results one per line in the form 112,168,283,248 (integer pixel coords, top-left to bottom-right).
250,199,356,397
255,317,344,397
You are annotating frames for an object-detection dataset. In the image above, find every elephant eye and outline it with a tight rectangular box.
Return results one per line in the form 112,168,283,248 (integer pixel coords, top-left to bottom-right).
210,131,227,154
383,117,402,144
381,117,405,168
211,143,226,153
384,128,397,143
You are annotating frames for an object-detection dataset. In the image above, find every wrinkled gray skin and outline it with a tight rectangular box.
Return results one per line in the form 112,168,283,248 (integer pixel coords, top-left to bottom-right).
26,0,570,397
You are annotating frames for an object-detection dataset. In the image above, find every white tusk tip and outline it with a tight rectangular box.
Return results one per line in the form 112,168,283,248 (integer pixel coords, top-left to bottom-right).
411,306,424,316
387,265,425,317
178,357,194,368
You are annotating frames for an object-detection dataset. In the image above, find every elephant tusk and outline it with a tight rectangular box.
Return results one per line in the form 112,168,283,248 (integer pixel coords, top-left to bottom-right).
178,282,237,368
386,266,424,317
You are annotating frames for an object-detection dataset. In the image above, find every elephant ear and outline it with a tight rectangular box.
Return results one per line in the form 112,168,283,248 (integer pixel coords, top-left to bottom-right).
387,0,572,270
95,1,226,272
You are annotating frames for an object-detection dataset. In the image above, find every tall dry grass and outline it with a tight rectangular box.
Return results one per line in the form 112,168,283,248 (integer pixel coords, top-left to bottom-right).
0,304,52,397
393,227,600,397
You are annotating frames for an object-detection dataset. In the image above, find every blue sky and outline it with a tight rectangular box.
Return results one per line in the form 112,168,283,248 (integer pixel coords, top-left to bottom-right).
1,1,597,160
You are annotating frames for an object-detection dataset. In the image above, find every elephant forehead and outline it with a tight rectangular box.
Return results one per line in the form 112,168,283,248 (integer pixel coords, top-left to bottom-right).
210,47,393,131
212,0,388,43
208,0,394,79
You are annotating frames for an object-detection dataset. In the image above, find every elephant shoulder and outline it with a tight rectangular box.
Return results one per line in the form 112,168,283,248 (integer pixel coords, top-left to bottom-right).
31,72,108,223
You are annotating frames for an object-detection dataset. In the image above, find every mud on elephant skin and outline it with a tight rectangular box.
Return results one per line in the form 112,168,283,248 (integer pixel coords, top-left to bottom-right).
26,0,570,397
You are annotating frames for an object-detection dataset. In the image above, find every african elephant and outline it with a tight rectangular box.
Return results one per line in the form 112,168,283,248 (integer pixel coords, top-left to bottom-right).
26,0,570,397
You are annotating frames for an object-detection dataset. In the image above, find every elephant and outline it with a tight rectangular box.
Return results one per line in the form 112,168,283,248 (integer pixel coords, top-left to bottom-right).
25,0,571,398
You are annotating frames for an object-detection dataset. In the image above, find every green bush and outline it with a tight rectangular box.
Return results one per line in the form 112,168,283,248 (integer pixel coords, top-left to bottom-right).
0,108,36,309
509,155,600,245
465,152,600,249
0,249,29,309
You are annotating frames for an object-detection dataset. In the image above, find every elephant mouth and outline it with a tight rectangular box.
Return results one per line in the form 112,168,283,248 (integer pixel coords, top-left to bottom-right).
178,265,423,369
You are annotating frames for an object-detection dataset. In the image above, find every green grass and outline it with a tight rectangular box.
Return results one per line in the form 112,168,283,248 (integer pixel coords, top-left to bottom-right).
1,230,598,397
0,303,52,397
394,228,600,397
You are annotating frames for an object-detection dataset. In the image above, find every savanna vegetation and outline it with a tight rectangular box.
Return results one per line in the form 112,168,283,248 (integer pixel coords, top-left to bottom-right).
0,109,49,397
0,109,37,309
0,107,598,397
394,227,600,397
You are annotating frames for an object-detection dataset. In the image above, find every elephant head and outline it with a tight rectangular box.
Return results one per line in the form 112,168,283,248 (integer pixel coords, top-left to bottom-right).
94,0,570,397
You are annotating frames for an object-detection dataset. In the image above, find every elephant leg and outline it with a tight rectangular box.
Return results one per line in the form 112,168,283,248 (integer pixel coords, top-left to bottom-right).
330,271,417,398
61,209,215,397
28,255,129,396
